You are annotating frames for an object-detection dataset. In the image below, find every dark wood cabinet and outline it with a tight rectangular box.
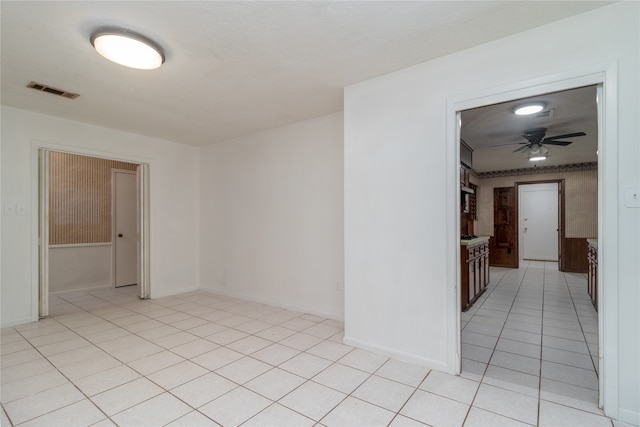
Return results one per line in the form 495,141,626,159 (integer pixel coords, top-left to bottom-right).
460,165,477,235
587,239,598,311
461,237,490,311
561,238,589,273
490,187,518,268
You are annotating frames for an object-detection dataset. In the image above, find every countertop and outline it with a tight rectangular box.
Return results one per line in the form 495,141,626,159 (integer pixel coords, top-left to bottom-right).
460,236,490,246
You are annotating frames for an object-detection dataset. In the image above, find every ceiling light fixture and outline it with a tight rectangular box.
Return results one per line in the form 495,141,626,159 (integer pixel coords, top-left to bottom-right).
529,155,547,162
91,28,165,70
513,102,546,116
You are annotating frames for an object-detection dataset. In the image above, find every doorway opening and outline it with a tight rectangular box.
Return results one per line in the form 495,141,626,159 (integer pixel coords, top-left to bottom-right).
35,148,150,318
453,82,603,414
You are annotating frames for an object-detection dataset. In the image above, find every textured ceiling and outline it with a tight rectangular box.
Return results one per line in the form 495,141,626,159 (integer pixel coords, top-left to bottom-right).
1,1,613,147
462,85,598,173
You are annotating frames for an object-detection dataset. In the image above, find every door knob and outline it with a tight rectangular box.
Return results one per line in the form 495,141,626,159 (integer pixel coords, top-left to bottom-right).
118,233,123,237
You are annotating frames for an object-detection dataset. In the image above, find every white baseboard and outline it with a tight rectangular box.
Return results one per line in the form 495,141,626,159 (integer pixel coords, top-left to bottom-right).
617,408,640,426
1,316,38,329
343,335,449,372
151,284,201,299
50,284,112,295
200,285,344,322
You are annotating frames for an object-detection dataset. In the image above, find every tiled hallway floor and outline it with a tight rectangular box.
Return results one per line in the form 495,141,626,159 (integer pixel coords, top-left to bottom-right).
460,261,620,427
0,262,625,426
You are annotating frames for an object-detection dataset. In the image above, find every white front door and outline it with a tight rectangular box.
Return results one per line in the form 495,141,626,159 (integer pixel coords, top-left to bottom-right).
113,170,137,287
519,183,559,261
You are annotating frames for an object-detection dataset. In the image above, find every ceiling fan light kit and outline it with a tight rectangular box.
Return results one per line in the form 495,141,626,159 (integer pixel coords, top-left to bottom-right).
513,102,546,116
91,28,165,70
529,155,547,162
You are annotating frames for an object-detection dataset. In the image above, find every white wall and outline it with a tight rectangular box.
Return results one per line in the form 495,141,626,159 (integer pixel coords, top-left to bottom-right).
49,245,112,293
344,2,638,423
199,113,344,320
1,106,200,326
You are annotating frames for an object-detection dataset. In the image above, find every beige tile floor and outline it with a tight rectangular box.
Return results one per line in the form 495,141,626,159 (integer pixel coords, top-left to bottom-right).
0,261,629,426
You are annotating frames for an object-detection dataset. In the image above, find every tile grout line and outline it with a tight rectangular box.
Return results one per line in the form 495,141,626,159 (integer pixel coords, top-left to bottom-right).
9,322,114,426
384,369,433,427
83,289,350,425
562,270,599,375
5,266,607,427
536,261,549,427
536,262,606,423
60,291,291,424
15,292,185,426
463,260,535,426
47,287,410,426
18,290,264,425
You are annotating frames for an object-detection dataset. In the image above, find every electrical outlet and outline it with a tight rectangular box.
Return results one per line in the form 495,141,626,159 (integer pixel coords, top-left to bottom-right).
3,204,16,215
17,205,27,216
624,185,640,208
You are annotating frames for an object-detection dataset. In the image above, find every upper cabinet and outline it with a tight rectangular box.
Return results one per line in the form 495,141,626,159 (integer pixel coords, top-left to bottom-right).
460,139,473,169
460,140,477,234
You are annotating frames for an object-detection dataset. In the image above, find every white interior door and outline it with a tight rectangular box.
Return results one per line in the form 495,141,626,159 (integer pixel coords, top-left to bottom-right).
113,170,137,287
519,183,559,261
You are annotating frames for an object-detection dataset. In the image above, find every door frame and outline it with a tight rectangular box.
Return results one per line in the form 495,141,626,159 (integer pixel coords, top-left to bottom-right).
112,169,138,288
37,150,50,317
447,64,618,417
31,142,152,319
516,180,564,264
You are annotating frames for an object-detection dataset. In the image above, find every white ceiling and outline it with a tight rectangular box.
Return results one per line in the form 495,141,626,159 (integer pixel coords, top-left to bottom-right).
462,85,599,173
1,1,612,147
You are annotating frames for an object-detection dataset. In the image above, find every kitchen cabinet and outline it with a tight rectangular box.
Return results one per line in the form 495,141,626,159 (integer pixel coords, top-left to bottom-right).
587,239,598,311
490,187,518,268
460,165,477,235
461,237,490,311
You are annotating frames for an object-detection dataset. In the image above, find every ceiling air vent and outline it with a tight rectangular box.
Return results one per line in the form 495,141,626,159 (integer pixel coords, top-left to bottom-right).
27,81,80,99
535,108,555,119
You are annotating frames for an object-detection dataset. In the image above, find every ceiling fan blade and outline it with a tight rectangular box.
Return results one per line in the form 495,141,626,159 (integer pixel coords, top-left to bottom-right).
489,142,523,148
522,134,542,143
522,127,547,143
544,132,586,141
543,140,573,146
513,145,530,153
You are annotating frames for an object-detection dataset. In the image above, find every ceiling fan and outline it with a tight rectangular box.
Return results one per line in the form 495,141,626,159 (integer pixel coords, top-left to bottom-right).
511,127,586,155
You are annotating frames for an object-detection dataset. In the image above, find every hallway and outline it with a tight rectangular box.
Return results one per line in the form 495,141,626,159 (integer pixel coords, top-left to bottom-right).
461,261,605,425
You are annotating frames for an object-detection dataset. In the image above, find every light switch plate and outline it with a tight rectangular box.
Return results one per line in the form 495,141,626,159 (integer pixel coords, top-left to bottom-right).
624,185,640,208
4,204,16,215
17,205,27,216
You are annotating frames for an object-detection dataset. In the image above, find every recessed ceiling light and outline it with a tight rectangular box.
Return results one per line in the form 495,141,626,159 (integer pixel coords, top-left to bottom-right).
514,102,546,116
91,28,165,70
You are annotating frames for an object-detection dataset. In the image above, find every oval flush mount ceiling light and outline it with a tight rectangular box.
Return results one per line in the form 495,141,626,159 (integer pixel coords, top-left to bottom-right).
91,28,165,70
513,102,546,116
